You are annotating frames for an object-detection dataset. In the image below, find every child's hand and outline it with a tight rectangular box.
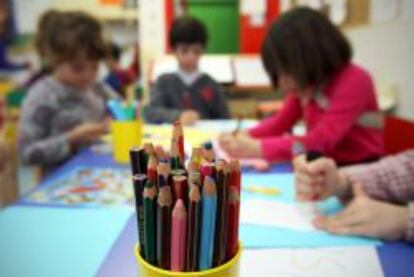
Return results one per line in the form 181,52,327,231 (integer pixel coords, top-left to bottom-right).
293,155,349,201
314,183,410,240
67,122,109,144
218,132,261,159
179,110,200,126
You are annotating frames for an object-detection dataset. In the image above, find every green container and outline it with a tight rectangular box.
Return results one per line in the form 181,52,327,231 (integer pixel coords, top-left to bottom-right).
188,0,239,54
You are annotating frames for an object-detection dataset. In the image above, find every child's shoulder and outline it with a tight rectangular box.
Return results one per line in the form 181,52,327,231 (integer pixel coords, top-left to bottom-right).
156,73,180,85
25,76,59,105
336,63,372,84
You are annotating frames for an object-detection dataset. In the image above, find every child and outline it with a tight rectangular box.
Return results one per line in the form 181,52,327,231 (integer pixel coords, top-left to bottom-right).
19,10,117,173
145,16,230,125
293,151,414,242
104,42,140,98
219,7,384,165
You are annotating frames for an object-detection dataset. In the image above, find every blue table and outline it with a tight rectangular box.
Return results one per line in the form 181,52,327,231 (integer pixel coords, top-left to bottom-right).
11,149,414,276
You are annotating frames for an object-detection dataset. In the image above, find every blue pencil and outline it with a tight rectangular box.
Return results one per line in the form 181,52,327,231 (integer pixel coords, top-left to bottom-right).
107,99,128,120
199,176,217,270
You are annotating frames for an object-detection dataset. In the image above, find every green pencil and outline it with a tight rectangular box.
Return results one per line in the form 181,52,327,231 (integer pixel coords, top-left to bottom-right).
143,183,157,265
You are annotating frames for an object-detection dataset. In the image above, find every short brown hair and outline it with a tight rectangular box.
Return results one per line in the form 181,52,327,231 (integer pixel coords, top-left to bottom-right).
169,16,208,49
261,7,352,88
35,10,107,66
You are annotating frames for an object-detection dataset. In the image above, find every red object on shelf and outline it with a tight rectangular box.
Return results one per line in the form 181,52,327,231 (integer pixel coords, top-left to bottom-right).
240,0,280,54
384,116,414,155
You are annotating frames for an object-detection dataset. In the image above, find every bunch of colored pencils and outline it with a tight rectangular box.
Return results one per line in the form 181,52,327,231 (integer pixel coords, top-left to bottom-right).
106,99,142,121
129,121,241,272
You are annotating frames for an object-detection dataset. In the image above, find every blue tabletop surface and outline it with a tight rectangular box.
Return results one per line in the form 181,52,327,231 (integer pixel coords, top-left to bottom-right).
11,148,414,276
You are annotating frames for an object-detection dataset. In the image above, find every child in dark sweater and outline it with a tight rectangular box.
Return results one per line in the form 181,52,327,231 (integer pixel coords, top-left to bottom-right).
145,16,230,125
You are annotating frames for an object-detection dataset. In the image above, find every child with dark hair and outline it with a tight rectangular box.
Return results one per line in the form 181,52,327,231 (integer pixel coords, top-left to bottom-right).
104,42,140,98
145,16,229,125
219,7,384,165
19,10,117,173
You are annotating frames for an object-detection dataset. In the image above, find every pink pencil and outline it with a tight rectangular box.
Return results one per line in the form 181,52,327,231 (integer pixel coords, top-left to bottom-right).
171,199,187,271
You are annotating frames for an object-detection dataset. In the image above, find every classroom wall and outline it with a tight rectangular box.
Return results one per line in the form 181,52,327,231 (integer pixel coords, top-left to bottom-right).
345,0,414,120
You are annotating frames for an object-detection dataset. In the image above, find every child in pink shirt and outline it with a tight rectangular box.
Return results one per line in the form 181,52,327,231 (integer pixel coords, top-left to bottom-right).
219,7,384,165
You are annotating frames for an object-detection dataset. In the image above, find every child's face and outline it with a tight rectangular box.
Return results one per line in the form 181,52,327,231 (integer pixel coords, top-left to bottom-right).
278,73,299,92
174,43,203,73
54,59,99,90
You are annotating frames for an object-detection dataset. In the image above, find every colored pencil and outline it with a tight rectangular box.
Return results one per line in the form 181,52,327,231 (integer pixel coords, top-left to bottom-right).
157,162,171,188
133,174,147,257
172,175,188,204
190,147,203,168
171,199,188,272
186,184,201,272
157,186,173,269
213,160,229,266
187,160,199,175
188,171,201,187
147,154,158,182
232,116,242,136
199,176,217,270
129,147,146,175
155,144,168,162
170,140,182,170
226,186,240,261
229,159,241,193
173,121,185,163
143,183,157,265
203,141,215,162
200,161,215,185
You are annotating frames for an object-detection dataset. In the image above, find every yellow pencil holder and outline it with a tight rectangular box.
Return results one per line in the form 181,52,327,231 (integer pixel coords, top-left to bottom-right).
111,120,143,164
135,242,242,277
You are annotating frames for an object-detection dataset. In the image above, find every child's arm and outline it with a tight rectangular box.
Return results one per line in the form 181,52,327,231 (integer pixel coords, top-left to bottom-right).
248,95,302,138
144,78,182,123
19,98,71,165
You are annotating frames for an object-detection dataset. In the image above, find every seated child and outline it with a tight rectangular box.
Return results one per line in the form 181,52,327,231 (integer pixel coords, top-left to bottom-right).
104,42,140,98
294,151,414,242
19,10,117,173
145,16,230,125
219,7,384,165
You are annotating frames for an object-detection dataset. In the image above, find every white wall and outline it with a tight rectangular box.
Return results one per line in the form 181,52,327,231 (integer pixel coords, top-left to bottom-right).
345,0,414,119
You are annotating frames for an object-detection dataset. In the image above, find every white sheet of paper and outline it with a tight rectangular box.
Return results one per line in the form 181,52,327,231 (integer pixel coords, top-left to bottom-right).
240,199,317,231
241,247,384,277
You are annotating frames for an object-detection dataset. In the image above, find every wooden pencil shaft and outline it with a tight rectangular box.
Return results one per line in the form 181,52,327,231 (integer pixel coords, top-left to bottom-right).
213,170,229,266
129,148,142,175
157,205,172,269
157,186,172,269
144,194,157,265
186,200,201,271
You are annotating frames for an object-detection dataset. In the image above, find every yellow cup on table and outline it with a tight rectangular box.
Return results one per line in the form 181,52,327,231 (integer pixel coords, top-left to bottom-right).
134,242,242,277
111,120,143,164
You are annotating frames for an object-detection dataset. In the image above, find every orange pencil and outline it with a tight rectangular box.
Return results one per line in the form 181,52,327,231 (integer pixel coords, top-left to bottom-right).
171,199,187,272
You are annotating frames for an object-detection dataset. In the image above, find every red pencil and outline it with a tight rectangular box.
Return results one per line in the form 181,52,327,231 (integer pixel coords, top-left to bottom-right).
172,175,188,204
171,199,187,272
226,186,240,261
147,154,158,182
229,159,241,193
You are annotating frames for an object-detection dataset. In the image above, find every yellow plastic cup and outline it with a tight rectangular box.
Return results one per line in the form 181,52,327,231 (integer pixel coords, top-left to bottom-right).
112,120,143,163
135,242,242,277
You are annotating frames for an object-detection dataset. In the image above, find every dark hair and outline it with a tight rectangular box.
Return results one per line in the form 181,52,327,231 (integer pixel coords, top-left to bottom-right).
169,16,208,49
35,10,107,66
261,7,352,88
108,42,121,61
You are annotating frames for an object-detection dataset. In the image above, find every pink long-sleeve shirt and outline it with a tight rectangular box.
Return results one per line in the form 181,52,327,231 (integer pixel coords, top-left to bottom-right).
249,63,384,164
